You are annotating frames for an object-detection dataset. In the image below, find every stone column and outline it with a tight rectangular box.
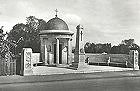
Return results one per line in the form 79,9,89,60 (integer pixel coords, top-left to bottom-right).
67,38,71,64
44,44,48,65
56,38,59,64
40,37,45,63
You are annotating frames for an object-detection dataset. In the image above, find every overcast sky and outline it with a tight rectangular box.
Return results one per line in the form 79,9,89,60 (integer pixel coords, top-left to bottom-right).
0,0,140,46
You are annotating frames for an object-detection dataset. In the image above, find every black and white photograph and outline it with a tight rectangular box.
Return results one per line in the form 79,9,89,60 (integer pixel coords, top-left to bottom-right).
0,0,140,91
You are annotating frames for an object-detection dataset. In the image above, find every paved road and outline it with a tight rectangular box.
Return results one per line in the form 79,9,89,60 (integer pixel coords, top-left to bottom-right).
0,76,140,91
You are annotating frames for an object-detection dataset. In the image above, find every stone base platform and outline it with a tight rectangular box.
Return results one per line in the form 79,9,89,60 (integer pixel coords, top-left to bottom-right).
71,62,88,70
33,65,133,75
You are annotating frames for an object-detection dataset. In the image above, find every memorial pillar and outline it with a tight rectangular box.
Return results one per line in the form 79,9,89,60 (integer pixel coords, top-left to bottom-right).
72,25,87,69
56,38,59,64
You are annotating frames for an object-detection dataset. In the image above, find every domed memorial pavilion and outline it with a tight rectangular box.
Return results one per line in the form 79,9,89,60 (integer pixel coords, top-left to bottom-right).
40,11,74,65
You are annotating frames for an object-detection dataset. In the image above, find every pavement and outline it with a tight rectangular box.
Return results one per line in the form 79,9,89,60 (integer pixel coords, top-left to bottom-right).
0,65,140,84
33,65,133,75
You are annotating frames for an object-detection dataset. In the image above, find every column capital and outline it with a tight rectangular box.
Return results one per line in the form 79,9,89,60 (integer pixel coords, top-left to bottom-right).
55,38,60,40
66,38,72,41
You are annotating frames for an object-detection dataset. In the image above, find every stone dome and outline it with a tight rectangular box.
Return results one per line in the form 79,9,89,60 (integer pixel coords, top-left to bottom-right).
45,16,69,30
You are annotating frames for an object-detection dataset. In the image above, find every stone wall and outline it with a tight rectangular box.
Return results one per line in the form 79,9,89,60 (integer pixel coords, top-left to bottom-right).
86,54,129,63
32,53,40,64
20,48,139,76
20,48,41,76
83,52,139,69
71,52,139,68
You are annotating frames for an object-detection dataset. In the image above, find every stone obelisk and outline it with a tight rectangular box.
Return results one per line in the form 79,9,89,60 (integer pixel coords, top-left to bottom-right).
72,24,87,69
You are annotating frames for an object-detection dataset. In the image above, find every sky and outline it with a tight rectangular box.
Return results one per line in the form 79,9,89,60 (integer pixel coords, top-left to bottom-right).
0,0,140,46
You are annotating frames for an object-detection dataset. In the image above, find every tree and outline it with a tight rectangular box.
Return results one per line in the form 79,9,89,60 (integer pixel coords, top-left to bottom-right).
7,23,27,53
84,42,92,53
0,26,17,60
110,46,119,54
84,42,111,54
119,44,129,54
7,16,47,53
121,39,134,46
91,43,96,53
110,39,140,54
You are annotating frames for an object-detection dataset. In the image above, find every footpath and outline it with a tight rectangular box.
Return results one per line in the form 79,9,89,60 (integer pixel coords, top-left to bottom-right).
0,70,140,84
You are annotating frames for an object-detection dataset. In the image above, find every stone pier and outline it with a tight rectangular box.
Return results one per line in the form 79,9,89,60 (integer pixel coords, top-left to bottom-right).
21,48,33,76
130,50,139,70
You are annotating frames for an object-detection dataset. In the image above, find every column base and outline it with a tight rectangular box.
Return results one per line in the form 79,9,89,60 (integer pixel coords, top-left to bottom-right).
133,66,139,70
44,61,48,65
71,62,88,70
20,70,33,76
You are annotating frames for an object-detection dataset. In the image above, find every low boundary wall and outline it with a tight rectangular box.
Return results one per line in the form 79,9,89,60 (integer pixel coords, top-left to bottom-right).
85,50,139,70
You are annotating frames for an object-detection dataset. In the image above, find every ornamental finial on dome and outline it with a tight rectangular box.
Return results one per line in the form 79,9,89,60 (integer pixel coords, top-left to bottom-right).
55,9,58,17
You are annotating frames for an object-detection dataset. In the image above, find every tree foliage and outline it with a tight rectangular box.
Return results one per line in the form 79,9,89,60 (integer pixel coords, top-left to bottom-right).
7,16,47,53
84,42,111,54
110,44,130,54
84,39,140,54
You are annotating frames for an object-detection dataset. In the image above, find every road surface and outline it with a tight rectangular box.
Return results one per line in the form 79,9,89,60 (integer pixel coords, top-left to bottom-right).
0,76,140,91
